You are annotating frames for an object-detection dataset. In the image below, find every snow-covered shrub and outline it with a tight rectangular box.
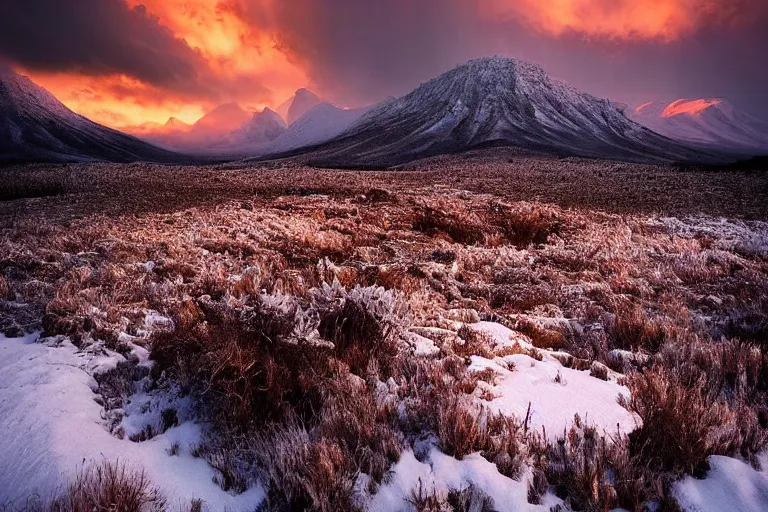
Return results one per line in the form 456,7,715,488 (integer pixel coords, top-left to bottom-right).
432,397,524,478
531,418,668,511
250,377,402,512
312,282,411,376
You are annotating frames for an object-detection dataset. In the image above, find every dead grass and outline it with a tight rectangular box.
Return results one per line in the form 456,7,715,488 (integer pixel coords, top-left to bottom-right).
49,461,165,512
2,158,768,511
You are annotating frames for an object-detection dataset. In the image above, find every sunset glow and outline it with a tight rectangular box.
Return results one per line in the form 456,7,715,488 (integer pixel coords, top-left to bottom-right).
5,0,766,131
489,0,748,40
662,98,723,117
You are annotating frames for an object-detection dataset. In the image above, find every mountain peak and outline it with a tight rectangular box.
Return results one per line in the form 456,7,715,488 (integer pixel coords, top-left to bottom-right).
286,89,323,125
300,55,704,167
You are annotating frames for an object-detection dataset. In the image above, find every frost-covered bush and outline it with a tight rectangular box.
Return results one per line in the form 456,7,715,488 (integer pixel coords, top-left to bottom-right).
312,281,411,375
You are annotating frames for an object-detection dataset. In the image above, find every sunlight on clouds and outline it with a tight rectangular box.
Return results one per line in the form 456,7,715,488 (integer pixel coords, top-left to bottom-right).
487,0,751,40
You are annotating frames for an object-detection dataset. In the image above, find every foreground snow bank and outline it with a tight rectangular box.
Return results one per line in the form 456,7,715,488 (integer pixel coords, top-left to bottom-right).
0,334,264,510
468,322,636,436
368,448,562,512
673,455,768,512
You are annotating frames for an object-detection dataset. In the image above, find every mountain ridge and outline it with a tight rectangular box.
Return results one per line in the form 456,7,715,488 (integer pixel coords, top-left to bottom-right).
631,98,768,153
0,69,184,163
299,57,716,167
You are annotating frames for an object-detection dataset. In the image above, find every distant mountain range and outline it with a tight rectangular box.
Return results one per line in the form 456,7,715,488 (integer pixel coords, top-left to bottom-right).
0,68,182,163
3,57,767,165
630,99,768,153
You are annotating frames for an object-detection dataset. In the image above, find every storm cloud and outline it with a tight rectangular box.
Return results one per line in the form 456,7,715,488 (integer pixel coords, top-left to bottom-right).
0,0,210,96
228,0,768,120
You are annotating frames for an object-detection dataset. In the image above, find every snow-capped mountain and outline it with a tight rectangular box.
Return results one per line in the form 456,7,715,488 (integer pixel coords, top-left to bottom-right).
264,102,371,155
0,69,181,163
306,57,710,167
142,102,253,152
208,108,287,153
631,99,768,153
277,89,323,125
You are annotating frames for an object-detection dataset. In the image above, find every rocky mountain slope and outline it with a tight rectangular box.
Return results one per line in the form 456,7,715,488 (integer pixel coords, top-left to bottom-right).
0,69,182,163
263,102,370,155
305,57,714,167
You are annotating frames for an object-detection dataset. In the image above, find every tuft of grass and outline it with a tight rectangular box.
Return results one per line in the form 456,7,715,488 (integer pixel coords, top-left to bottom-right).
50,461,166,512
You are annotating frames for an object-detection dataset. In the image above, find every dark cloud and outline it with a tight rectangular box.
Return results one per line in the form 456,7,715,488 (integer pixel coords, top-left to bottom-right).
231,0,492,103
0,0,211,97
230,0,768,121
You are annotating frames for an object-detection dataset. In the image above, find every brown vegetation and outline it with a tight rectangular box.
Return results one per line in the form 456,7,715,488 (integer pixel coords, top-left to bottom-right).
2,153,767,511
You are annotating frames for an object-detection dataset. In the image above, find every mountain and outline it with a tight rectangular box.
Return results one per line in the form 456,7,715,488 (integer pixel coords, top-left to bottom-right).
0,69,182,163
264,102,371,155
142,103,251,152
277,89,323,125
303,57,712,167
127,117,191,138
209,108,287,153
190,103,251,135
631,99,768,153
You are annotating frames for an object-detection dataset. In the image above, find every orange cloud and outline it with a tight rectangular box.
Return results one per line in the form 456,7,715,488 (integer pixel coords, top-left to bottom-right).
124,0,306,100
487,0,757,40
662,98,722,116
22,71,208,128
24,0,308,130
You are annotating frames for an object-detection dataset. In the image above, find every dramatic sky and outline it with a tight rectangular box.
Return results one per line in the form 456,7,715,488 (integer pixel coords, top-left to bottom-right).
2,0,767,129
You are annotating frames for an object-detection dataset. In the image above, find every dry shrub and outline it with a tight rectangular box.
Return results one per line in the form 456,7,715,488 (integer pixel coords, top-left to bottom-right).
489,284,556,313
435,398,524,478
621,364,734,476
0,275,12,300
253,424,359,512
49,461,165,512
607,301,681,353
252,379,402,511
151,298,330,425
150,283,410,502
454,325,495,358
407,480,447,512
654,339,768,465
374,266,422,295
313,283,410,376
532,421,671,512
406,483,495,512
496,207,560,248
447,485,495,512
514,318,567,350
413,207,487,245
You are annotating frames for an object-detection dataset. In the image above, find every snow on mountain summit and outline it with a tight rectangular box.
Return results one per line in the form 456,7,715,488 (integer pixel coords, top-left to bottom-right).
307,56,707,167
277,88,324,125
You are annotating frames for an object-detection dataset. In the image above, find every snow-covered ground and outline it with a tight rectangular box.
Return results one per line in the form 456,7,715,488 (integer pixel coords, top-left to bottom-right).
0,333,264,510
368,449,562,512
3,320,768,511
674,455,768,512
